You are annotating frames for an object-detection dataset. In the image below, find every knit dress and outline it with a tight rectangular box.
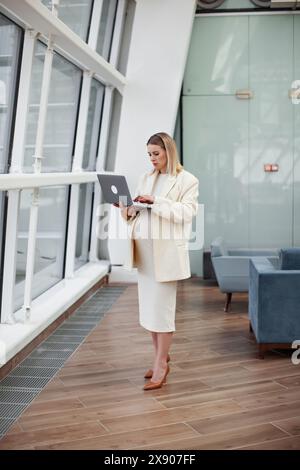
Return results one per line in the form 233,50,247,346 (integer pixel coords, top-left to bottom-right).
132,172,177,332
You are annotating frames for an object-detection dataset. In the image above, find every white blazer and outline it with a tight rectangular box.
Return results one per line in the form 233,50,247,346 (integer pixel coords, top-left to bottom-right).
123,168,199,282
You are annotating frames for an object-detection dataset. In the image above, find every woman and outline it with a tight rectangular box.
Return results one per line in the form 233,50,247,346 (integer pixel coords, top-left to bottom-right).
116,132,199,390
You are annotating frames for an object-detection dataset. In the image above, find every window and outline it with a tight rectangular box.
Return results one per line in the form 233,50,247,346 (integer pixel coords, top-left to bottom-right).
0,14,22,319
24,41,82,173
117,0,136,74
41,0,93,41
75,183,94,270
105,88,122,171
96,0,118,61
14,186,69,312
82,78,105,171
0,14,22,173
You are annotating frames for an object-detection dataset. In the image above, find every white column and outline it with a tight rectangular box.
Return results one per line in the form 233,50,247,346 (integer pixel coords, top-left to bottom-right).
112,0,197,269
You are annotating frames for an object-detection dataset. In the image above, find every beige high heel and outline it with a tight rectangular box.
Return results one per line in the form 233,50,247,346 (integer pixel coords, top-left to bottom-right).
143,365,170,391
144,354,170,379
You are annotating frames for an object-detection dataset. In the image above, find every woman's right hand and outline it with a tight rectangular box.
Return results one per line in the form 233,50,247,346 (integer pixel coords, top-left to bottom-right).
113,202,137,220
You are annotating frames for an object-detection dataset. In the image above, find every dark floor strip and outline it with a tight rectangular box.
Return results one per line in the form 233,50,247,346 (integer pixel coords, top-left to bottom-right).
0,285,126,439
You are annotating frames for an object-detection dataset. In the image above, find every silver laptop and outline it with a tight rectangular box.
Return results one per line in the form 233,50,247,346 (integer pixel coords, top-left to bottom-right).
97,174,152,209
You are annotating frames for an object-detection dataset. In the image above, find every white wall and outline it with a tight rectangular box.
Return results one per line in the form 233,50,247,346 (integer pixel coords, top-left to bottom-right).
109,0,197,272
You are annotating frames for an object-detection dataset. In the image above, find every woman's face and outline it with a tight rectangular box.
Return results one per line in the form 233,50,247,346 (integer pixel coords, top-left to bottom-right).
147,144,168,172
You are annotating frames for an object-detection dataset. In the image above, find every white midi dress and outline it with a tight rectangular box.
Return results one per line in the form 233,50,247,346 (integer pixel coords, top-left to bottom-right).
132,172,177,333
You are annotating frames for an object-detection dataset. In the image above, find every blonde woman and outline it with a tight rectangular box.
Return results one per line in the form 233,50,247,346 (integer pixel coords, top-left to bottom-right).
115,132,199,390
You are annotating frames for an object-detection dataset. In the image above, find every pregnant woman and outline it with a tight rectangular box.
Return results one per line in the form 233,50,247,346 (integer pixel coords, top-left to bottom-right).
116,132,199,390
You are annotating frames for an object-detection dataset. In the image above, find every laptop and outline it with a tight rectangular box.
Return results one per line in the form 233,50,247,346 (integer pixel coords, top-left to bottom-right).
97,174,152,209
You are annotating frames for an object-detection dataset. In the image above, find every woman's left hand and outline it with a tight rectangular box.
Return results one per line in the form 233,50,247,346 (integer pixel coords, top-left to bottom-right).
134,195,154,204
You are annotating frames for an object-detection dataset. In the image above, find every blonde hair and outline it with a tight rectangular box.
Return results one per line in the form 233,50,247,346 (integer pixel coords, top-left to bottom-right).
147,132,184,176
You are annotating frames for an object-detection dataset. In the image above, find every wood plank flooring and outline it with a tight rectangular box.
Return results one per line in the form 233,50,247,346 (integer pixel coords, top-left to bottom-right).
0,278,299,450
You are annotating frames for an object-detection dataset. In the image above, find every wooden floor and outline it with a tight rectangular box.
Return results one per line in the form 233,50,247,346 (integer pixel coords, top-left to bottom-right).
1,278,300,450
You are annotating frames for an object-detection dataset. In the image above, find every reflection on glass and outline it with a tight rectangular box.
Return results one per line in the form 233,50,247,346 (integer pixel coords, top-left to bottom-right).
82,78,105,171
41,0,93,41
96,0,118,61
14,186,69,312
117,0,136,74
75,183,93,270
105,88,122,171
24,41,81,173
0,14,22,173
0,192,5,306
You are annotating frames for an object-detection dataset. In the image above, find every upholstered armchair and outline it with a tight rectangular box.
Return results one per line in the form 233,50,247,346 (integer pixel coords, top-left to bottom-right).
249,248,300,358
211,237,279,312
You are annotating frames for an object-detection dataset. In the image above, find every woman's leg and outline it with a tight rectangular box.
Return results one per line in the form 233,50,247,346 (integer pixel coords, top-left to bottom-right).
151,332,173,382
151,332,158,368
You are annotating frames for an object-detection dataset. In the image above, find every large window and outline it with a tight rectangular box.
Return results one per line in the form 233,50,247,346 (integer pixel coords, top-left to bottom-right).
41,0,93,41
82,78,105,171
96,0,118,61
75,183,94,270
14,186,69,312
0,0,131,323
117,0,136,74
0,14,22,319
105,88,122,171
0,14,22,173
24,41,82,173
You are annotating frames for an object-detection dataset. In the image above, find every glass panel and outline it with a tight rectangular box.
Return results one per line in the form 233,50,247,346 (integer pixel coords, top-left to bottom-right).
249,15,293,248
117,0,135,74
0,191,5,317
293,15,300,245
14,189,31,311
82,78,105,171
0,14,22,173
24,41,82,173
183,95,249,276
184,16,248,96
105,88,122,171
14,186,69,312
75,183,93,270
183,13,297,277
96,0,118,61
41,0,93,41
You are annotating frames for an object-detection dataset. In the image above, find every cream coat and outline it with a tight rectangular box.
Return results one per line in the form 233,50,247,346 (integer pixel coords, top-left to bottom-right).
123,168,199,282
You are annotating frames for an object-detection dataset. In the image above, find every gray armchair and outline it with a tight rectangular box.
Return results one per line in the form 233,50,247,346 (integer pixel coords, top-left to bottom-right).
249,249,300,358
211,237,279,311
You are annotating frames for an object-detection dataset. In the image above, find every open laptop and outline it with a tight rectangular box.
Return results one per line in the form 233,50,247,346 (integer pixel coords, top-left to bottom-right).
97,174,152,210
